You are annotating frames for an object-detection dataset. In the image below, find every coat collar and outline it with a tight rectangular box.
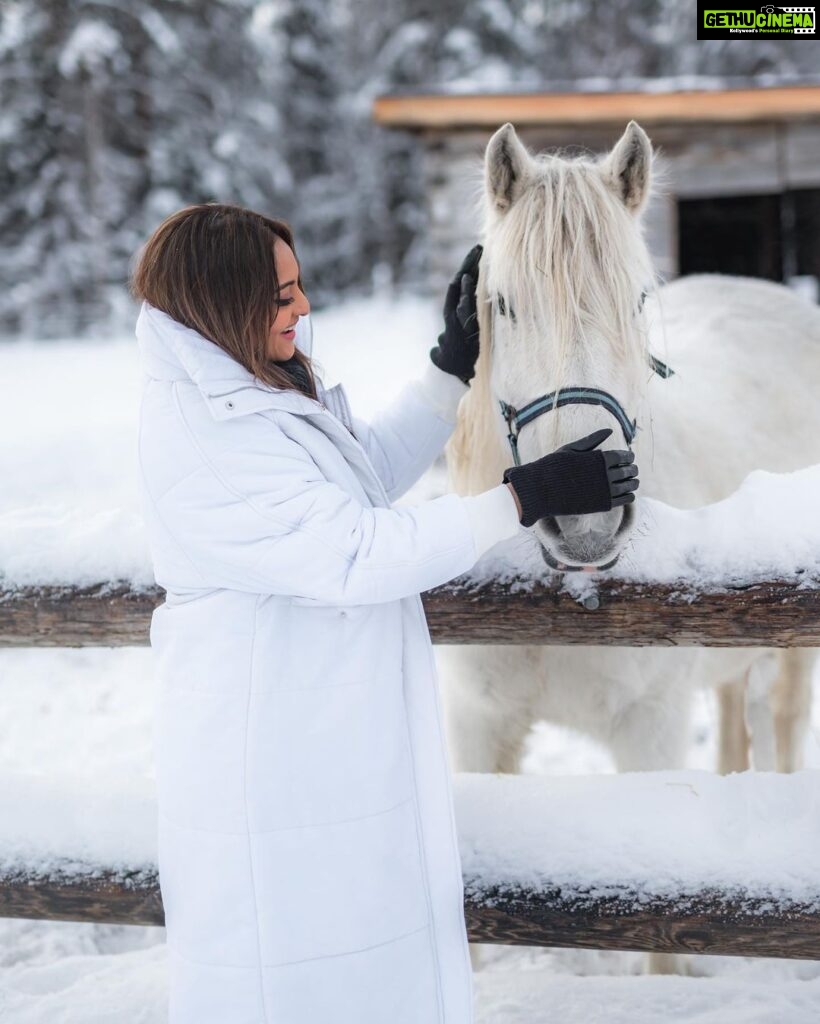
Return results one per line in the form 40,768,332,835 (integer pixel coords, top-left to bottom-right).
135,302,389,506
135,301,329,421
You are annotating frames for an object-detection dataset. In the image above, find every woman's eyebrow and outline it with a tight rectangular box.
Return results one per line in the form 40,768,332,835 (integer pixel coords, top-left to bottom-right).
279,279,296,288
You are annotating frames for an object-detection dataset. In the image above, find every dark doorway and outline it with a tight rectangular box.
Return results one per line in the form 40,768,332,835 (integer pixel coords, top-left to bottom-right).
678,189,820,285
793,189,820,285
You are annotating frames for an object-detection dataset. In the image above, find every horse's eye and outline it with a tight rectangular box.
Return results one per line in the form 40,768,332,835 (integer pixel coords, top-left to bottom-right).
497,294,517,323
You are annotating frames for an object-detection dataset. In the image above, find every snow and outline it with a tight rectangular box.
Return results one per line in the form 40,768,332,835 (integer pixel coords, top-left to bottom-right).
0,337,152,591
0,772,157,880
58,21,121,76
2,292,820,595
0,647,159,881
2,764,818,908
2,940,818,1024
398,73,820,97
457,770,820,907
473,972,820,1024
1,941,819,1024
1,293,819,1021
467,466,820,592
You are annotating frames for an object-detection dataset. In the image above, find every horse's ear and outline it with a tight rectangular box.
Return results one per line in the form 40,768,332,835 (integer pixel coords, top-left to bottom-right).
601,121,652,215
485,123,530,214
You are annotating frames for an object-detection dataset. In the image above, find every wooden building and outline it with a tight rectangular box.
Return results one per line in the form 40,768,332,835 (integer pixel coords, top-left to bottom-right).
373,84,820,299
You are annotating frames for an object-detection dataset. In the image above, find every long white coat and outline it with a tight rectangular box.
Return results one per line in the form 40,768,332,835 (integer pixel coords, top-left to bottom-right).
135,303,521,1024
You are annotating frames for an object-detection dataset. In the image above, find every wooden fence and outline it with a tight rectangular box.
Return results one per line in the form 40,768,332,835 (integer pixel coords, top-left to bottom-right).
3,575,820,647
2,572,819,959
2,861,818,960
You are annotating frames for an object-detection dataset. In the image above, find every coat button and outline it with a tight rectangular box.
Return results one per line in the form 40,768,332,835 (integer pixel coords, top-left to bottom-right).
225,400,234,409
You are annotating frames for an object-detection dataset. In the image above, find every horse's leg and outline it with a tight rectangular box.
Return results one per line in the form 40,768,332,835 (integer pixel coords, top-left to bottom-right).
437,646,534,773
730,649,814,773
716,680,750,775
440,681,533,775
744,652,779,771
771,648,815,773
607,685,693,774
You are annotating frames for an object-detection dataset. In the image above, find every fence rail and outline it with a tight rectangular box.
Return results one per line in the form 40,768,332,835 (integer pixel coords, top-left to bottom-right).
3,576,820,647
2,864,818,960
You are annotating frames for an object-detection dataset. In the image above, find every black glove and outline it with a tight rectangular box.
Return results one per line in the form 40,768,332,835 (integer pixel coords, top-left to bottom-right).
429,244,483,385
502,429,639,527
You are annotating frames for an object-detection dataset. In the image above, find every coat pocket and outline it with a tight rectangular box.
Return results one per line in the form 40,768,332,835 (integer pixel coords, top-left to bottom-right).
288,595,341,608
254,596,395,691
273,596,368,689
288,594,369,622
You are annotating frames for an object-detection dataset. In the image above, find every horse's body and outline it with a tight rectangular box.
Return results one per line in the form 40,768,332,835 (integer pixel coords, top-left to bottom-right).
439,124,819,802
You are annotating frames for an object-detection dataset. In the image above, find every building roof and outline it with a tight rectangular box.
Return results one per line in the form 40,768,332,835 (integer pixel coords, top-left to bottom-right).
373,83,820,130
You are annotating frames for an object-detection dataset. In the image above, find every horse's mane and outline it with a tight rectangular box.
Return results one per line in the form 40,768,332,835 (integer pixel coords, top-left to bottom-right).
447,150,657,497
445,268,508,495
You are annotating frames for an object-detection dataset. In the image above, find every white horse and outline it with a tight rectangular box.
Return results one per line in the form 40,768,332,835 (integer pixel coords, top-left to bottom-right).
436,122,819,968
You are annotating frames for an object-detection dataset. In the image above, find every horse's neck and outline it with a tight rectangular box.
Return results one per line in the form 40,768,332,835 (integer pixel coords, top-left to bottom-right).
445,278,511,495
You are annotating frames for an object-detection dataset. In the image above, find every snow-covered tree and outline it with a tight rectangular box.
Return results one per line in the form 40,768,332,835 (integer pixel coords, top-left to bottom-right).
0,0,817,337
248,0,364,299
0,0,154,335
0,0,291,336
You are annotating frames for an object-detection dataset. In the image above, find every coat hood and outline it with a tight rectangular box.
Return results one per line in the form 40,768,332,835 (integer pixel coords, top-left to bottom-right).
135,301,324,420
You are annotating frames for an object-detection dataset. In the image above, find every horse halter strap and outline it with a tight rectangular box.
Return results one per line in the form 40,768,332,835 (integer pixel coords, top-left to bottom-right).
499,353,674,467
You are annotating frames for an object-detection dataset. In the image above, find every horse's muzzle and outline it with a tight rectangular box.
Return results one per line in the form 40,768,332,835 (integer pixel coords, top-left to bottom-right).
536,502,635,572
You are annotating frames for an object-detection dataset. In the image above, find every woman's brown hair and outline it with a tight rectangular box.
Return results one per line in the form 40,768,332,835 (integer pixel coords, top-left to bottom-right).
130,202,317,397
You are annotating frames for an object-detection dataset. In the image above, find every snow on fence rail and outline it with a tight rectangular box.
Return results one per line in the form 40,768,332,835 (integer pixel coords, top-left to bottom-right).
1,771,819,959
2,576,820,647
3,466,820,646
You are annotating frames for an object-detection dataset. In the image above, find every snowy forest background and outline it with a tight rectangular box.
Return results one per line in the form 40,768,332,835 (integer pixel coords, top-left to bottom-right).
2,0,820,339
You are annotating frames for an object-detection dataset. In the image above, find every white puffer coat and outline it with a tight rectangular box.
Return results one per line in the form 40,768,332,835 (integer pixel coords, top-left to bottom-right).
135,302,521,1024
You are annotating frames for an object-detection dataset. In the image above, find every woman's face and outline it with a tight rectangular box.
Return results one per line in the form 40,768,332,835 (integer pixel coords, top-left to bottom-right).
267,236,311,360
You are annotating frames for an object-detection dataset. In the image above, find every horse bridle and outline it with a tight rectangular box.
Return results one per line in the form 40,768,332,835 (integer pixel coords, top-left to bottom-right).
499,351,674,467
493,288,675,571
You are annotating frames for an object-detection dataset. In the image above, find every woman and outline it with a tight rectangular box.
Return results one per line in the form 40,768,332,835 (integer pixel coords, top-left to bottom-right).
133,203,638,1024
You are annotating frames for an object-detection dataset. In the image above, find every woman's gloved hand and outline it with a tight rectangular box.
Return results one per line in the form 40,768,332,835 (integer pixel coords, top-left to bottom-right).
502,428,639,527
429,244,483,385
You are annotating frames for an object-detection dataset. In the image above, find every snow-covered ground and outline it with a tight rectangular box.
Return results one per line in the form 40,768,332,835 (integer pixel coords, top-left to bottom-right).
1,294,819,1022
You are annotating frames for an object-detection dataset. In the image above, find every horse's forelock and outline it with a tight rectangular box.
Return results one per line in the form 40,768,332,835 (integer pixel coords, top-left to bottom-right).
484,153,655,397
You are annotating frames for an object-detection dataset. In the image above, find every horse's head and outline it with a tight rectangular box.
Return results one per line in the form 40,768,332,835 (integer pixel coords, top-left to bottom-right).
480,121,656,571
